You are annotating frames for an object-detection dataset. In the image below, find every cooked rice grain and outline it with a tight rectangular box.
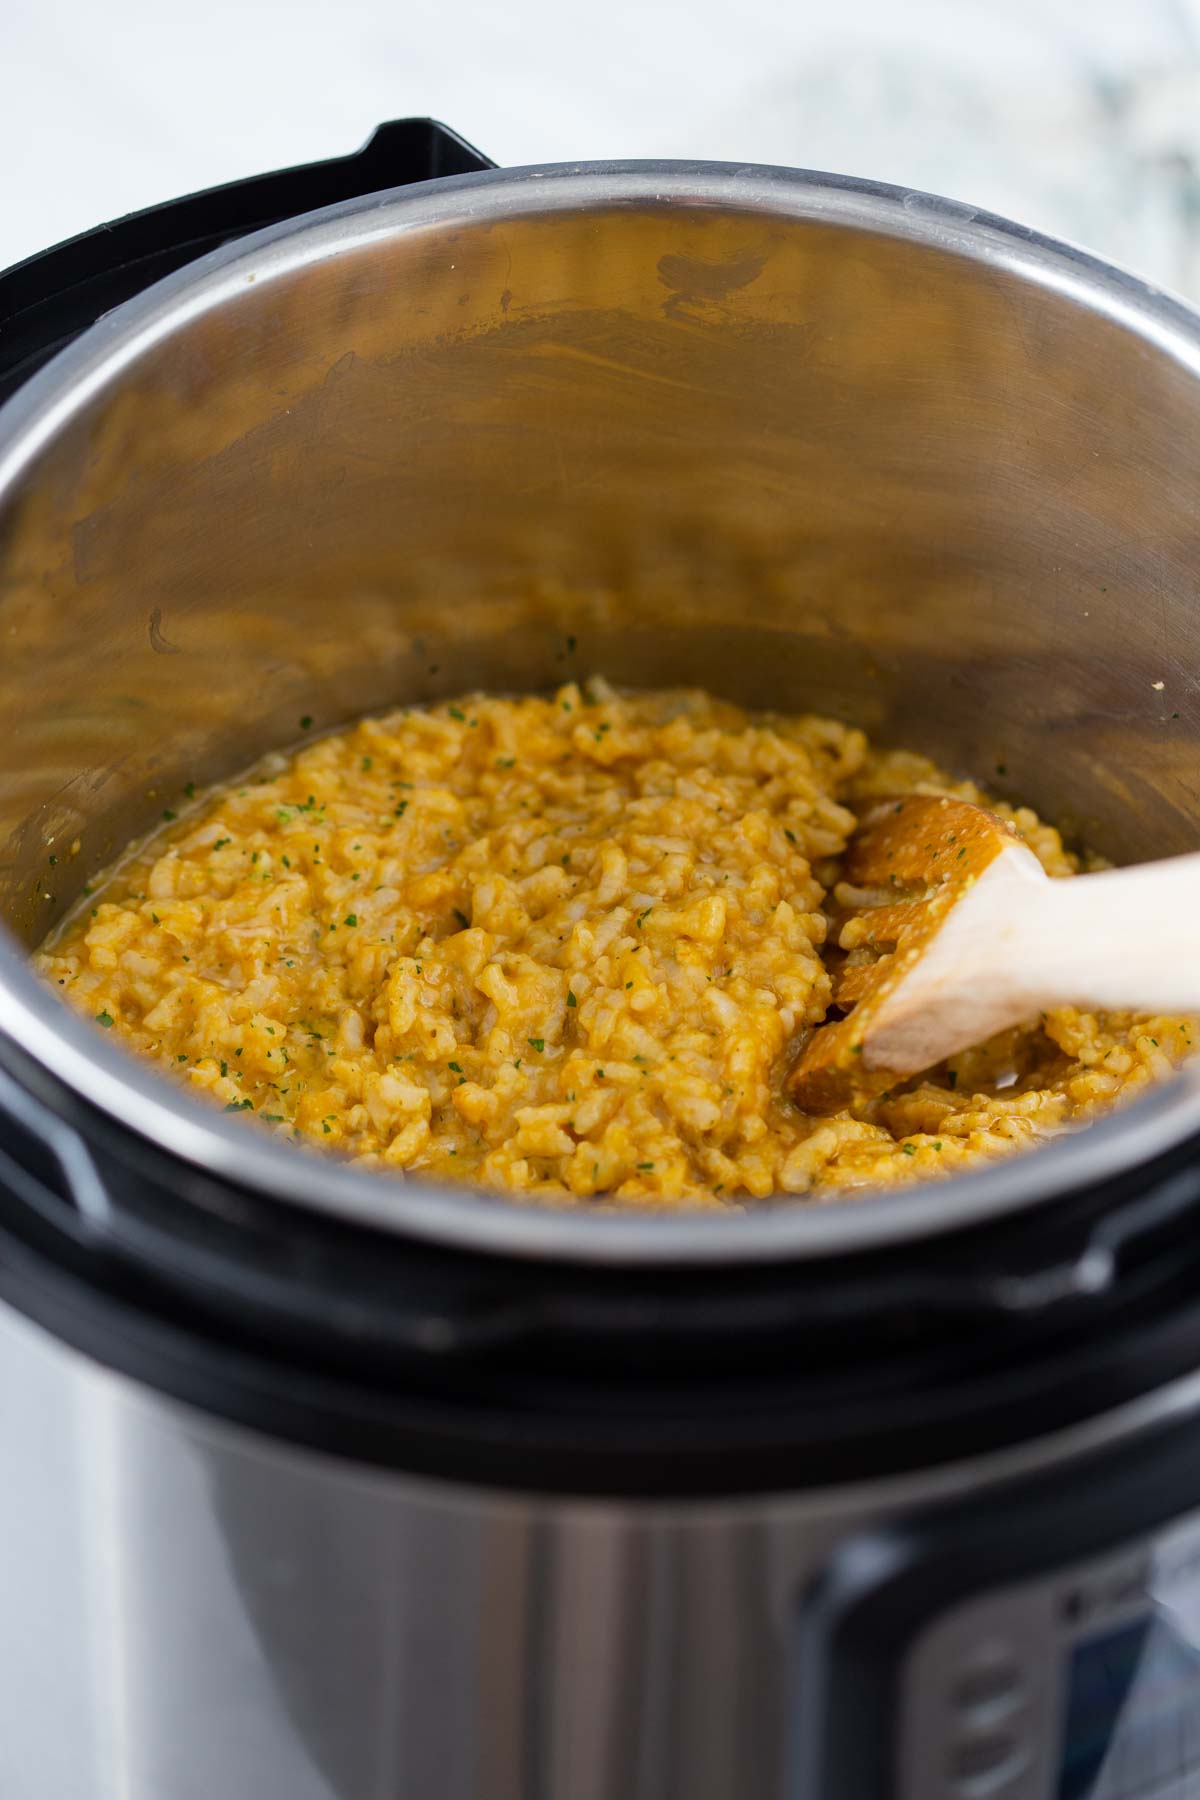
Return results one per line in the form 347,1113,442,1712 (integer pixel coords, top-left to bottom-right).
35,681,1198,1208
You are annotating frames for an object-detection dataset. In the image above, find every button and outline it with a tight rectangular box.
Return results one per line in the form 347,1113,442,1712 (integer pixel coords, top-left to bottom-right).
953,1645,1024,1722
951,1733,1017,1778
949,1735,1032,1799
954,1663,1025,1718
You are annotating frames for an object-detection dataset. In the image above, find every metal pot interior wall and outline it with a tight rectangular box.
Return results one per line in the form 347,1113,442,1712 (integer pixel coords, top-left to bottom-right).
0,170,1198,952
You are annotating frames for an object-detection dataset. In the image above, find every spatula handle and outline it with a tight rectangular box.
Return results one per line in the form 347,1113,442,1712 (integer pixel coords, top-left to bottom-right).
1034,852,1200,1014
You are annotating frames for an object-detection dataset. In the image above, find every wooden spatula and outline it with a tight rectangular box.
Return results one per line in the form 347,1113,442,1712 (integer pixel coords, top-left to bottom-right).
790,794,1200,1113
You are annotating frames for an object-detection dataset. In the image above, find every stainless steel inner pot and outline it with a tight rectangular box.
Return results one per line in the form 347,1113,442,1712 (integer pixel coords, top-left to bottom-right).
1,160,1199,1261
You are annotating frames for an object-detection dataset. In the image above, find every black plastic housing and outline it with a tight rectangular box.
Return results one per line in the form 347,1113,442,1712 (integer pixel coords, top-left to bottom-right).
4,1027,1200,1497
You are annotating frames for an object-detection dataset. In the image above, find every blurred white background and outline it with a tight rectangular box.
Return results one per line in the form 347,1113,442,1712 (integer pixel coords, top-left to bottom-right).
5,0,1200,294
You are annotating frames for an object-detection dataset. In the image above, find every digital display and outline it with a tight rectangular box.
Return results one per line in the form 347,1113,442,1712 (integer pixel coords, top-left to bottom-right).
1058,1611,1200,1798
1058,1618,1151,1798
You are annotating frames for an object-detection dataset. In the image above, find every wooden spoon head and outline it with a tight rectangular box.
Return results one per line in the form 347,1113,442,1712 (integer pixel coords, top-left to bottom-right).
790,795,1026,1112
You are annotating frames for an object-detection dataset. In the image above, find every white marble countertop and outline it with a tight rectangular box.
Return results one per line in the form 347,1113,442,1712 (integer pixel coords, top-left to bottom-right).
4,0,1200,296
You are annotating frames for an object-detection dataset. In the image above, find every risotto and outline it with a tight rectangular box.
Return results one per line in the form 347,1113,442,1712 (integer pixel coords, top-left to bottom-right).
35,681,1197,1208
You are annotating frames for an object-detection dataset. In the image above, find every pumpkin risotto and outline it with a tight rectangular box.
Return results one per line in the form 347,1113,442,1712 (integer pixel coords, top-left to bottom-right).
35,681,1197,1208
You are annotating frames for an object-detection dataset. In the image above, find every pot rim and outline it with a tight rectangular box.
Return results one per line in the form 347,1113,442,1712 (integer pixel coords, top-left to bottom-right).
3,157,1200,1268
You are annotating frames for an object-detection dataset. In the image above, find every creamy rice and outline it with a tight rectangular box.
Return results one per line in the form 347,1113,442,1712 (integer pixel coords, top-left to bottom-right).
35,681,1197,1208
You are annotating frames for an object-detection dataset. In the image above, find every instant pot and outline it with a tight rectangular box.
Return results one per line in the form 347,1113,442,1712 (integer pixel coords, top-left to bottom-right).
3,119,1200,1800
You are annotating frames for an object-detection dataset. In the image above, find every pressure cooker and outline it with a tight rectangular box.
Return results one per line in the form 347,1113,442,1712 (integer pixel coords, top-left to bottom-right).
2,119,1200,1800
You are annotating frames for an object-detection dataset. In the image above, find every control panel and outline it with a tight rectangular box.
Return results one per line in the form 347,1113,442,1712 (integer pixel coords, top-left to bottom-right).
900,1512,1200,1797
796,1409,1200,1800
